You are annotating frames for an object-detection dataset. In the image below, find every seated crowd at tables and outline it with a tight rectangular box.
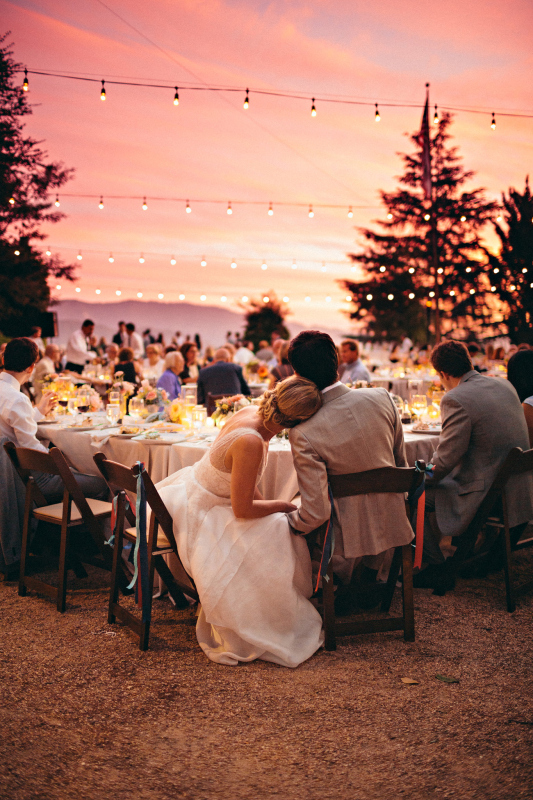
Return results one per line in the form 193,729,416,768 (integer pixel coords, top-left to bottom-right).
1,319,532,607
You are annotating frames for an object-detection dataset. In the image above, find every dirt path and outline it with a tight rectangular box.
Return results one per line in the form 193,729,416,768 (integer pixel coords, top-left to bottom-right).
1,551,532,800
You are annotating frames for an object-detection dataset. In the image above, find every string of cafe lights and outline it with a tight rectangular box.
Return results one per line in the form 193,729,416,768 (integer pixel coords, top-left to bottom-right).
37,245,357,274
19,68,533,129
44,194,377,217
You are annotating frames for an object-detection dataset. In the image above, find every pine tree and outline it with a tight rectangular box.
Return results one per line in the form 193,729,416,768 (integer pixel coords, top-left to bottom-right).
339,113,498,343
241,293,290,350
0,34,75,336
483,178,533,344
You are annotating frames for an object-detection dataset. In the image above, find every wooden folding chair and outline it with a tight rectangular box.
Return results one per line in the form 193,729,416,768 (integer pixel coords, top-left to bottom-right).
206,393,227,417
452,447,533,612
94,452,199,650
317,464,424,651
3,442,112,613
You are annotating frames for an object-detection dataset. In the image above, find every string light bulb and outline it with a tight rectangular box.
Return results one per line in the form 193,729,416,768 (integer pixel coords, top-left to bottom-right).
261,262,268,270
142,197,148,211
366,293,373,301
283,296,290,302
460,215,466,222
311,98,316,117
137,292,143,298
263,296,270,303
173,87,179,106
408,267,415,274
100,80,106,101
387,212,393,220
98,196,104,209
75,287,81,293
139,254,145,263
493,267,499,273
109,254,114,263
179,294,185,300
243,89,249,109
54,195,60,207
170,257,176,265
388,294,394,300
321,263,327,272
375,103,380,122
116,290,121,296
200,294,206,301
345,295,352,302
424,213,430,221
409,292,415,299
46,249,51,256
56,284,61,290
9,196,15,205
496,214,503,222
450,290,455,296
201,258,207,267
292,261,297,269
325,296,332,302
466,267,471,272
347,207,353,218
433,105,439,124
231,260,237,269
22,68,28,92
158,293,164,299
96,289,101,295
268,203,273,216
14,250,20,256
491,112,496,130
308,205,314,218
227,202,232,215
437,267,443,274
242,295,248,302
379,265,386,272
429,291,435,298
77,251,82,261
221,296,227,302
305,296,311,302
185,200,191,213
469,289,475,294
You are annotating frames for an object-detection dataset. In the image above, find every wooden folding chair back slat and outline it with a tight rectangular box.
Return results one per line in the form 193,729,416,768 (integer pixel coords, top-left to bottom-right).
453,447,533,612
206,393,227,417
3,442,112,613
319,464,424,651
93,452,198,650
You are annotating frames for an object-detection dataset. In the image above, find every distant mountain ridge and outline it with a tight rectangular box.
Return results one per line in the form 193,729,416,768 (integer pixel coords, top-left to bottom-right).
52,299,347,347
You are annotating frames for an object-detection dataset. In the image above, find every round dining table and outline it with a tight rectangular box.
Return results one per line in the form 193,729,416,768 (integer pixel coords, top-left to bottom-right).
37,415,439,502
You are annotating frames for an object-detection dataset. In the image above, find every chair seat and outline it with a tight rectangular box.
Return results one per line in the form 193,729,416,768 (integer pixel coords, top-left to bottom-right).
124,526,171,549
34,498,112,524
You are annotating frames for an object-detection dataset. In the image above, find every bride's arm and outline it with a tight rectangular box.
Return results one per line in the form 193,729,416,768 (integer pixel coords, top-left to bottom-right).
228,435,296,519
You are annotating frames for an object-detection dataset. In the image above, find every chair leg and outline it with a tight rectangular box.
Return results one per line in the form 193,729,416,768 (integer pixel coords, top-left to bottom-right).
108,529,124,625
18,495,33,598
57,521,70,613
381,546,402,612
322,560,336,651
502,527,516,613
154,555,189,609
139,556,156,651
401,544,415,642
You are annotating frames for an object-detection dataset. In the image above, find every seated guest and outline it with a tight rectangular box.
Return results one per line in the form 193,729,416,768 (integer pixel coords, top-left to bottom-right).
65,319,97,374
234,340,255,366
157,351,184,401
142,344,164,382
287,331,413,610
33,344,61,402
0,338,106,501
256,340,273,362
338,339,371,384
104,343,119,367
197,348,250,405
507,349,533,446
415,340,533,591
180,343,200,384
114,348,141,384
267,339,284,369
29,326,45,356
269,341,294,388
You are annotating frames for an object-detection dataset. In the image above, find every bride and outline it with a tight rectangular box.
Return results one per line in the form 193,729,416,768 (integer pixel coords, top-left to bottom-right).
156,375,324,667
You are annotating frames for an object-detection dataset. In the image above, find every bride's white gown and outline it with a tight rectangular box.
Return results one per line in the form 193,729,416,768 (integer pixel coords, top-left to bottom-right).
156,422,324,667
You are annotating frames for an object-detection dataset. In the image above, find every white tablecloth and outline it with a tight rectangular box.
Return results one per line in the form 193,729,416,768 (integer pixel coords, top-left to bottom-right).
37,419,439,500
371,377,434,400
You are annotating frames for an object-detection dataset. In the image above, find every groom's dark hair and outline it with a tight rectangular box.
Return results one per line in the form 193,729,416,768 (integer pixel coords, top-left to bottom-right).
288,331,339,391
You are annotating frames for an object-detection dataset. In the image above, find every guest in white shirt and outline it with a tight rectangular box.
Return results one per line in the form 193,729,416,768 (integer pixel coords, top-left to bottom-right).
233,341,255,366
338,340,371,384
125,323,144,359
142,344,164,382
30,326,45,356
65,319,97,374
0,338,107,502
32,344,61,402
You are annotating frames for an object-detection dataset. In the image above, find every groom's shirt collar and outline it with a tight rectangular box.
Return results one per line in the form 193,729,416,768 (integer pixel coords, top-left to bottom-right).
321,380,343,394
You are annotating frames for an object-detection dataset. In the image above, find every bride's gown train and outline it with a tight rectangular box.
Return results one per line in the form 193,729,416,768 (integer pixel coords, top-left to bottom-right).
156,425,324,667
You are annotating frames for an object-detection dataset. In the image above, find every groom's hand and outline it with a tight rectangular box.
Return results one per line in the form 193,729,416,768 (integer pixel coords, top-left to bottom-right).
279,502,297,513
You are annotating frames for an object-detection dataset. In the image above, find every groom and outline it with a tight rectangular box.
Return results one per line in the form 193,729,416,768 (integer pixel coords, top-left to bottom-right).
286,331,414,608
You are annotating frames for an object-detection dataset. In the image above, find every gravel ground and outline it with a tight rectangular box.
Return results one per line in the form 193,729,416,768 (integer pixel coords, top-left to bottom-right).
1,547,533,800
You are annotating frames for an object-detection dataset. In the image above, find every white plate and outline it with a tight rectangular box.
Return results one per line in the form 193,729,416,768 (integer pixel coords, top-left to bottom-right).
133,433,188,445
37,418,59,425
412,427,441,435
110,431,143,439
65,425,96,432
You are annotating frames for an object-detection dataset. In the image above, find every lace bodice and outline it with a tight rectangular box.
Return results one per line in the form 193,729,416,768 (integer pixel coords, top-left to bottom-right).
193,425,268,499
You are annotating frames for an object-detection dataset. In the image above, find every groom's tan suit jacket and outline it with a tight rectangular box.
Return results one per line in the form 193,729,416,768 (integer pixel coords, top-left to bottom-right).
287,384,414,560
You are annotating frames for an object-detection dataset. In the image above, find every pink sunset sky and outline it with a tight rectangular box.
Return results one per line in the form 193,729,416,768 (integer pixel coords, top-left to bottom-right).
3,0,533,328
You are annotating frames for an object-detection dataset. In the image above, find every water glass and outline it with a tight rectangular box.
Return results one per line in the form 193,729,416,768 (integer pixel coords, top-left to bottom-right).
129,396,144,420
411,394,428,420
67,397,77,416
192,405,208,430
109,391,120,405
106,403,120,426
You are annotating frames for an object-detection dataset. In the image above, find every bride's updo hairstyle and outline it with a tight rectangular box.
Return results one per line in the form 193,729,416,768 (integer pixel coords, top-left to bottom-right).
258,375,322,428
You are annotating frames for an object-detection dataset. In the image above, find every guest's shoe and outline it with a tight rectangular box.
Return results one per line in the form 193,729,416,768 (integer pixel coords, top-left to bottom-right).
413,561,455,595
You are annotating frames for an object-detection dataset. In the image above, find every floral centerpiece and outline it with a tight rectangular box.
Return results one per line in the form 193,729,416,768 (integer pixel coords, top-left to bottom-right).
136,380,168,412
211,395,253,427
108,372,136,417
257,364,270,381
168,398,184,423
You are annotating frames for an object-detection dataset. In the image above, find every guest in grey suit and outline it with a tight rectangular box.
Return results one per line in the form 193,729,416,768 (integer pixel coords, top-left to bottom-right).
417,340,533,589
286,331,414,603
197,348,251,405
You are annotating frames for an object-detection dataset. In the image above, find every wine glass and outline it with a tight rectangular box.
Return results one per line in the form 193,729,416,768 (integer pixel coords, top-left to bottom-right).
67,397,77,417
129,397,144,421
192,406,207,432
411,394,428,422
57,394,69,415
76,392,91,419
106,403,120,426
